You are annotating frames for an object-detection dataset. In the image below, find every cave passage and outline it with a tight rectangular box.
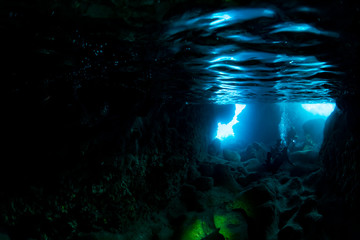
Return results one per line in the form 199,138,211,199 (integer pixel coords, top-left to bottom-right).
2,0,360,240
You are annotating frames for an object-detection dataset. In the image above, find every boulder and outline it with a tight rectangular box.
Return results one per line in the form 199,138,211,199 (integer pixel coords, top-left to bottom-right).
279,207,299,229
223,149,241,162
241,142,268,162
289,150,319,165
213,164,239,190
231,190,277,240
281,177,303,198
237,184,275,208
278,224,303,240
230,184,276,222
244,158,263,172
236,172,262,187
288,150,321,176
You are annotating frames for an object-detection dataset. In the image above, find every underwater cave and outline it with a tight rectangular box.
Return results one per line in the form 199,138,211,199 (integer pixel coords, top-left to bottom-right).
2,0,360,239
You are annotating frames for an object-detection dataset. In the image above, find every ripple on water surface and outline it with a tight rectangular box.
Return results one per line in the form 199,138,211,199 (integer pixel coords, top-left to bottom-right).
164,7,342,104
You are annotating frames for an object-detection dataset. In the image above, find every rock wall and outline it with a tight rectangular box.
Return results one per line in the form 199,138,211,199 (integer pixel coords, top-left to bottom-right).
1,96,216,238
319,96,360,211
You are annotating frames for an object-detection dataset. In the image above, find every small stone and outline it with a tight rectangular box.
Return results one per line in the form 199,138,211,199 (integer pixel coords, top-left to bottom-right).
305,210,323,222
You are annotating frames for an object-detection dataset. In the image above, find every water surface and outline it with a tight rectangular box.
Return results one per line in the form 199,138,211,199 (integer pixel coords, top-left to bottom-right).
163,6,342,104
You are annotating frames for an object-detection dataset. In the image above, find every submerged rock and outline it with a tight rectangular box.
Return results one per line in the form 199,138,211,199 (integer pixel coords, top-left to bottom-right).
213,164,239,190
241,142,268,162
279,207,299,229
278,224,303,240
223,148,241,162
289,150,319,165
288,150,320,176
236,184,275,209
244,158,263,172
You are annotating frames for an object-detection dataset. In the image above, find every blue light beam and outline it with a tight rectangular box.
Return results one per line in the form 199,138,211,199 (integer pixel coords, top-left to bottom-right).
216,104,246,140
301,103,336,117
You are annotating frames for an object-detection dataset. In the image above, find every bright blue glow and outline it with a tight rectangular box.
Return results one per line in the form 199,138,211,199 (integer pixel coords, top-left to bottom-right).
167,8,276,34
208,63,243,71
210,13,232,26
296,6,318,13
270,22,339,37
216,104,246,140
210,56,236,63
226,34,263,42
209,9,275,29
301,103,336,117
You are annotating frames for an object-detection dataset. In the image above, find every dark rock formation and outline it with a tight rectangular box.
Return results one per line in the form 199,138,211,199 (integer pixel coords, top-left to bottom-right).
208,138,221,156
320,96,360,212
1,101,215,238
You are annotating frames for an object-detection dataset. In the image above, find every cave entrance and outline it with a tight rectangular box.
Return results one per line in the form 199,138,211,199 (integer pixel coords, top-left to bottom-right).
209,102,336,175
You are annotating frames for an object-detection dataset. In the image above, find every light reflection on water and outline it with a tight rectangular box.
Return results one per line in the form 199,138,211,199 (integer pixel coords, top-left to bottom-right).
270,22,339,37
164,7,341,104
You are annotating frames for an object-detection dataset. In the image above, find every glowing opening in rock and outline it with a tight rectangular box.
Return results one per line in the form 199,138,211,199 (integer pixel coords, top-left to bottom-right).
301,103,336,117
216,104,246,141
